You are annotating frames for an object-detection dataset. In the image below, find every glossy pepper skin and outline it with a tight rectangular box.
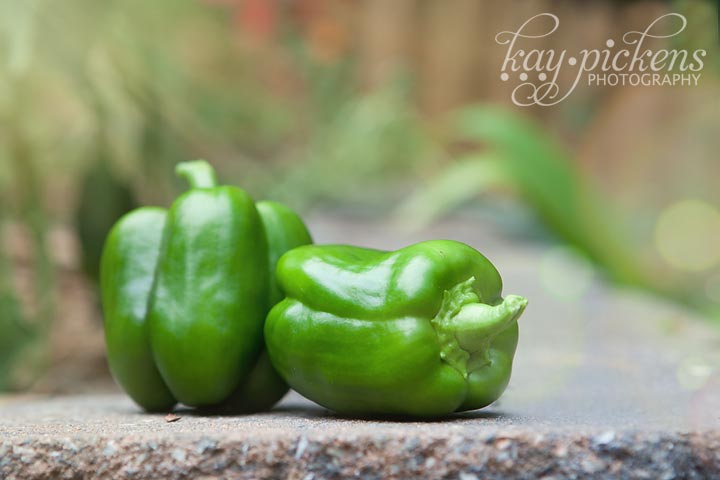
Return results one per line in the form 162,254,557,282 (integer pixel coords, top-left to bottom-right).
210,200,312,413
265,240,527,417
147,161,270,407
101,161,311,412
101,208,175,412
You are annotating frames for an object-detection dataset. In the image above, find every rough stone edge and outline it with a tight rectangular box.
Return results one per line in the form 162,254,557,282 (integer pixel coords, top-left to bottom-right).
1,430,718,479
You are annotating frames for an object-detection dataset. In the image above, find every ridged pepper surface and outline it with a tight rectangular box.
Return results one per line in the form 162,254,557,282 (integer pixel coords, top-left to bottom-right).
101,161,311,412
265,240,527,417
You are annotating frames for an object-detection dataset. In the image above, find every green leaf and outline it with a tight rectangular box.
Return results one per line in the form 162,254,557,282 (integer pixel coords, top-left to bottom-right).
0,245,36,390
393,153,509,230
453,105,646,287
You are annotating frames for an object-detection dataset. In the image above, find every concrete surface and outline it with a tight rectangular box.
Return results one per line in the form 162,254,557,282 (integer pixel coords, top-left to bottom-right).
2,214,720,479
1,393,719,479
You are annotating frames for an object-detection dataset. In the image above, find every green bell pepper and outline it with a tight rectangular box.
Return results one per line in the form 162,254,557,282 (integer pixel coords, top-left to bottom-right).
265,240,527,417
100,207,175,412
207,200,313,414
101,161,311,412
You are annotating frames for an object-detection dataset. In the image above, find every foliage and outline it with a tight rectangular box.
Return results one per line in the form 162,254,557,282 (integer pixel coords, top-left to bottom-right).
0,0,431,389
397,105,718,319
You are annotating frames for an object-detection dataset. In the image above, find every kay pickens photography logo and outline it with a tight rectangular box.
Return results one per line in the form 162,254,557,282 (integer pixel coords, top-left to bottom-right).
496,12,707,106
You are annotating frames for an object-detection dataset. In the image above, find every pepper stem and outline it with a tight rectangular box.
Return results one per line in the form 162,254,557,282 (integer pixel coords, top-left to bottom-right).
176,160,218,189
432,277,527,377
449,295,527,354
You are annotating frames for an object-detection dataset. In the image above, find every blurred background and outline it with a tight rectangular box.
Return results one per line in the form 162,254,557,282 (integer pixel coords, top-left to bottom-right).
0,0,718,394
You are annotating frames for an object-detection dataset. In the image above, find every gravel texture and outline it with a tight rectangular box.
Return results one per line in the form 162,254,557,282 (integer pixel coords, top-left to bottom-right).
2,215,719,478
